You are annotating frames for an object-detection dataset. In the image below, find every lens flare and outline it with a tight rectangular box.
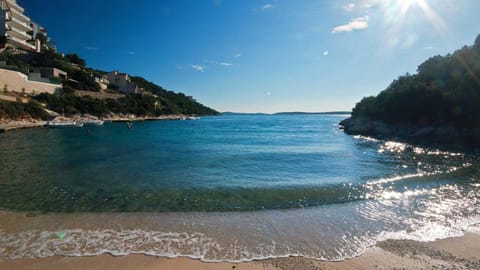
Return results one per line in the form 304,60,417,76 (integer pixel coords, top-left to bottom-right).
364,0,448,48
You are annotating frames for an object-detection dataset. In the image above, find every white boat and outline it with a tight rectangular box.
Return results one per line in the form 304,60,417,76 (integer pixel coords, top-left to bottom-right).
186,116,200,120
81,119,104,126
46,121,84,128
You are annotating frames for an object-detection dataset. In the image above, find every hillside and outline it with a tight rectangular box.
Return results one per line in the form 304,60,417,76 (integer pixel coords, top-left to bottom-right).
0,48,219,119
341,34,480,148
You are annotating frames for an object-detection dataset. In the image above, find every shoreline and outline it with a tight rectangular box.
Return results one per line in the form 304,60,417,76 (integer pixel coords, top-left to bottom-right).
0,209,479,269
0,114,199,132
1,225,479,269
339,116,480,152
0,120,47,132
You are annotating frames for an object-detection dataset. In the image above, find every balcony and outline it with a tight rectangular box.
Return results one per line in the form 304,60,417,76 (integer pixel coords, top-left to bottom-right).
7,35,35,51
8,7,30,23
6,14,31,32
6,25,31,40
5,0,24,13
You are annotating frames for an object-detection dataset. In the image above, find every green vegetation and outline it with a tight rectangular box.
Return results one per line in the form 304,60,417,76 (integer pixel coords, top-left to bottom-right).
351,34,480,128
0,48,99,91
65,53,86,67
130,76,219,115
0,100,49,120
33,91,218,117
0,48,218,117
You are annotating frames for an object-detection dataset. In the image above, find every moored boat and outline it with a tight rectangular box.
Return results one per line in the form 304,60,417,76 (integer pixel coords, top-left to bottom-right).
46,121,84,128
81,119,104,126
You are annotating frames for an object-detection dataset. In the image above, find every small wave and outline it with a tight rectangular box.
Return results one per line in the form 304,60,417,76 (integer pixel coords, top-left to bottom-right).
366,173,430,186
0,230,225,262
353,135,379,142
377,218,480,243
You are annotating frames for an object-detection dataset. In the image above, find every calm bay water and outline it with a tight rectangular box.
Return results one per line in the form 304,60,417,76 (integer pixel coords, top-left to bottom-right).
0,114,479,261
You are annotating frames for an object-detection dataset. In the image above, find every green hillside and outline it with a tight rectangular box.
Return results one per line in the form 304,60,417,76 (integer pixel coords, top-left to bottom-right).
0,48,219,118
350,34,480,128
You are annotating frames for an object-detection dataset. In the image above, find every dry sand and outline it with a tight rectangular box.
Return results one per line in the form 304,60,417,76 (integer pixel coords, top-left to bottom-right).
1,226,479,270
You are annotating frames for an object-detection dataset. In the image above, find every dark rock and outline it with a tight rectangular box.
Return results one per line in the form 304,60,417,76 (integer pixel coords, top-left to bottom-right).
339,117,480,152
411,126,435,138
373,121,394,136
340,117,375,135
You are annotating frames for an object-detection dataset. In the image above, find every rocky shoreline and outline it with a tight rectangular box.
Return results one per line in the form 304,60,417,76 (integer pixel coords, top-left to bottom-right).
340,117,480,151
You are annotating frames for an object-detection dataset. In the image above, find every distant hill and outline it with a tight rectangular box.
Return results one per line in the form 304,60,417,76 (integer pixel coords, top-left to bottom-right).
275,111,351,115
221,112,270,115
341,34,480,148
222,111,351,116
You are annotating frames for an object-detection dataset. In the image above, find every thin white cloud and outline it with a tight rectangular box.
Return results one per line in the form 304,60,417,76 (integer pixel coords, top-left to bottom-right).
332,16,369,34
423,46,434,50
191,65,206,72
233,53,242,58
84,46,99,51
263,4,274,9
206,60,234,67
323,51,329,56
343,3,355,12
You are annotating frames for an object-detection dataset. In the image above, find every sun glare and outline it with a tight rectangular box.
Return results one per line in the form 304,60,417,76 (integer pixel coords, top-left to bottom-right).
376,0,448,48
388,0,447,33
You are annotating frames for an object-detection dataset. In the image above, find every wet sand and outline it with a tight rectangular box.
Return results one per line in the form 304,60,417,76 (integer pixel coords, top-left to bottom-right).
1,225,479,270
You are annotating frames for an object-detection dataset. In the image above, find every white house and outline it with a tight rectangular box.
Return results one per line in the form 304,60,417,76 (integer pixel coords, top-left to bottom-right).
105,70,139,94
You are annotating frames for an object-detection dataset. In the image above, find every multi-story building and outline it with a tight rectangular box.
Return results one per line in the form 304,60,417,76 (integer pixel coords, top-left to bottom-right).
105,71,140,94
0,0,36,51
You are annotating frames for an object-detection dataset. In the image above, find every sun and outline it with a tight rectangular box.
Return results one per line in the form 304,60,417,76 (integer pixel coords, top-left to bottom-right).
402,0,422,9
380,0,447,33
397,0,425,23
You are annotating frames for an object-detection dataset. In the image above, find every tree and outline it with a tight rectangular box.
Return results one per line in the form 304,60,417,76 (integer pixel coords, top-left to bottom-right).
351,33,480,128
35,33,47,44
65,53,86,67
35,33,48,51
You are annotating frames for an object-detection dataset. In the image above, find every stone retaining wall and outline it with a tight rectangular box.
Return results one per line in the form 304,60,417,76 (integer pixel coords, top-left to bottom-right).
74,90,125,100
0,68,60,95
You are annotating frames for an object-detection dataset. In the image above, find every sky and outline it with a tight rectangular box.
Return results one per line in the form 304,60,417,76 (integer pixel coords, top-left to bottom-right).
19,0,480,113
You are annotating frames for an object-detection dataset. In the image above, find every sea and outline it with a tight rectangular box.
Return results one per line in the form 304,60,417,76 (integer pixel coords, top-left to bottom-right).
0,114,479,262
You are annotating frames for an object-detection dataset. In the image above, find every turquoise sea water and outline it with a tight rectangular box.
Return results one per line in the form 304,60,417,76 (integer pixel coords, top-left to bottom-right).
0,114,479,261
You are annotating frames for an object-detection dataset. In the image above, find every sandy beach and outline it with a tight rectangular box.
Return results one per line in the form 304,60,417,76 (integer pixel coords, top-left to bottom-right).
1,225,479,270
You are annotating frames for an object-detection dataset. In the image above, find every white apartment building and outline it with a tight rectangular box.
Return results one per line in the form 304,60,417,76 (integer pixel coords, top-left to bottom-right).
0,0,36,51
105,71,140,94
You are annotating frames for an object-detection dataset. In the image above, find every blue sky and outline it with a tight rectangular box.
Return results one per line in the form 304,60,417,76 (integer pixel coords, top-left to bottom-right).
20,0,480,113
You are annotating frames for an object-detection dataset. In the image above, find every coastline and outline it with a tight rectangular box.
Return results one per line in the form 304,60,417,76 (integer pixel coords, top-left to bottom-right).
0,114,198,132
0,119,47,132
1,225,479,270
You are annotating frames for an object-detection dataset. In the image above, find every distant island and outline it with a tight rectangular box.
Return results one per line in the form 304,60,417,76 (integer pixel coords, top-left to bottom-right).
341,34,480,149
275,111,351,115
222,111,351,115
